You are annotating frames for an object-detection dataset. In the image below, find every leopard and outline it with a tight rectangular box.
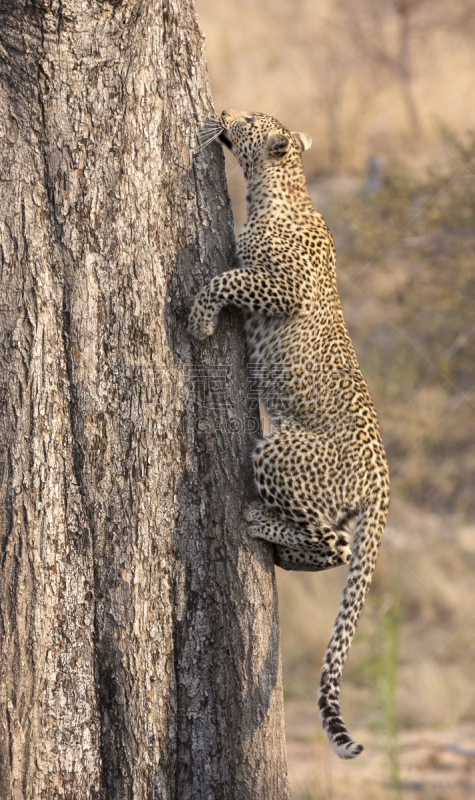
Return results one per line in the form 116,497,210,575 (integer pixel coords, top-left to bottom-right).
188,109,390,760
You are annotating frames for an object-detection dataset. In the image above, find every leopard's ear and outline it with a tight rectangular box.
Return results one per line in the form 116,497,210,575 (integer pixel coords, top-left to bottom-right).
292,132,312,152
267,132,290,156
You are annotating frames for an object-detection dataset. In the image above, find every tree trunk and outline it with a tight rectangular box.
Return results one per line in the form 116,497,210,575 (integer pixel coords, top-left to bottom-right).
0,2,290,798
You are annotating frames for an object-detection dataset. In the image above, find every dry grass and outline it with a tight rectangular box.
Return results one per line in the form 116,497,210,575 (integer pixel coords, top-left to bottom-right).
285,710,475,799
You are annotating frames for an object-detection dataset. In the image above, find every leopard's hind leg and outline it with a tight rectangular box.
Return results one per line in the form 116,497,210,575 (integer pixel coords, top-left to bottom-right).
248,420,359,571
245,502,353,572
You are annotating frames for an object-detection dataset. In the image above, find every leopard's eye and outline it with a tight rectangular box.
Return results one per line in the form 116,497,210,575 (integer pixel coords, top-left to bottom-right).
245,116,253,124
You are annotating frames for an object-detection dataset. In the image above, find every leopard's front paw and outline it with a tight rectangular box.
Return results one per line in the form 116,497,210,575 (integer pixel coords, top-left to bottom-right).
187,297,219,341
245,501,267,537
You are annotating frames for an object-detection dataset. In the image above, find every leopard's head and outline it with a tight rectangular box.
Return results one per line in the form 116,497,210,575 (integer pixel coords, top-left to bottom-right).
218,109,312,180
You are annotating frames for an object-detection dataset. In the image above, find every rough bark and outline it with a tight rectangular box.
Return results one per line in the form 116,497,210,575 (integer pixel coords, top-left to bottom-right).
0,2,290,798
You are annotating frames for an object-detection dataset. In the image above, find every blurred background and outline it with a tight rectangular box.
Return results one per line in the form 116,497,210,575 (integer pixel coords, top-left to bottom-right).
194,1,475,797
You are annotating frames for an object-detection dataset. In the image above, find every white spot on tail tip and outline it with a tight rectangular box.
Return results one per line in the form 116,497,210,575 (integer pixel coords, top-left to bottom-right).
332,739,364,760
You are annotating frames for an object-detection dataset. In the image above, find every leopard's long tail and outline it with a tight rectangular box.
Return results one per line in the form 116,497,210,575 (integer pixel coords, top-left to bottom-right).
318,493,389,759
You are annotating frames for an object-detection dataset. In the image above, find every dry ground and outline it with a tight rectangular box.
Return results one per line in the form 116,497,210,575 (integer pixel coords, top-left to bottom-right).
285,706,475,800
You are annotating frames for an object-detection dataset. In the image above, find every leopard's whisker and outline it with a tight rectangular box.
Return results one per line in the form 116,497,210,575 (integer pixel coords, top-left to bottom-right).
199,120,222,134
198,125,220,134
193,130,223,152
198,128,221,140
197,127,222,141
194,137,220,151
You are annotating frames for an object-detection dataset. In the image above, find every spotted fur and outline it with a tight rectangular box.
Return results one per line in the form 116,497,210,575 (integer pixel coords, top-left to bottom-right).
188,110,390,759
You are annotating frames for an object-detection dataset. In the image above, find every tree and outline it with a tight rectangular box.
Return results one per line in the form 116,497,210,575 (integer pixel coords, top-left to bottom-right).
0,1,289,798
